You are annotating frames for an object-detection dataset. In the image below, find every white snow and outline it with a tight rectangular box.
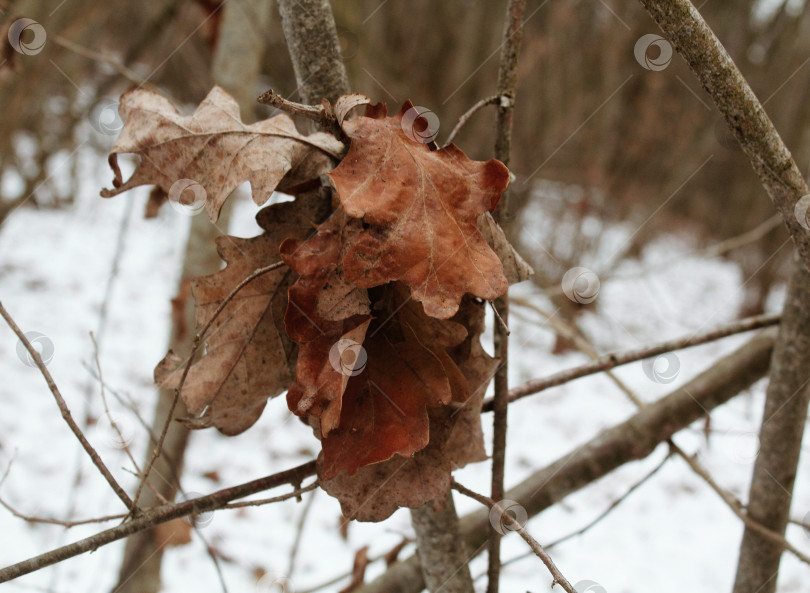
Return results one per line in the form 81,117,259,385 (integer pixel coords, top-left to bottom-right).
0,151,808,593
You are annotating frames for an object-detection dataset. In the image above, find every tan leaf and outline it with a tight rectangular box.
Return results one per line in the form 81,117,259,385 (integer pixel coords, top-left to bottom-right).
100,86,344,221
478,212,534,285
156,194,330,435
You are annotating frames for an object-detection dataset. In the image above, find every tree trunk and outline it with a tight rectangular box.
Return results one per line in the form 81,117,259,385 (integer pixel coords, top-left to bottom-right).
731,254,810,593
411,493,475,593
277,0,350,105
112,2,273,592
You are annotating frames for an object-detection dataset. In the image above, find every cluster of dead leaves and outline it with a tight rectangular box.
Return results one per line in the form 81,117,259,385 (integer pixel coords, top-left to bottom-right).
102,86,531,521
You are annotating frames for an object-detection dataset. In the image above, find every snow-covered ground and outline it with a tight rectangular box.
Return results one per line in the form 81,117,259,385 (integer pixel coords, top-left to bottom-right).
0,148,808,593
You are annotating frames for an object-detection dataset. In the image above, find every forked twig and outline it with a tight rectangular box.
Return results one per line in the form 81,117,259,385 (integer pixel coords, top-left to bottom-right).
0,302,136,511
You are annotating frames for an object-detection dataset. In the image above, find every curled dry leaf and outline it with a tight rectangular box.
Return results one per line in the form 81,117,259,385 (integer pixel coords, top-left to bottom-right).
283,213,476,480
478,212,534,284
156,193,331,435
281,211,372,436
328,101,510,319
320,296,494,522
100,86,344,221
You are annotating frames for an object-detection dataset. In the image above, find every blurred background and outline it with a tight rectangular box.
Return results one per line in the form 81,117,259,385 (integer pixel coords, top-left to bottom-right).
1,1,810,592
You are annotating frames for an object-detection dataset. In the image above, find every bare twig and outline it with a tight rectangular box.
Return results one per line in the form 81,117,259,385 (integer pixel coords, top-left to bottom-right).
257,88,341,136
90,332,141,475
52,35,144,85
444,95,501,147
288,485,317,578
223,481,318,510
492,311,780,410
488,0,528,589
452,480,577,593
0,461,317,583
0,302,136,511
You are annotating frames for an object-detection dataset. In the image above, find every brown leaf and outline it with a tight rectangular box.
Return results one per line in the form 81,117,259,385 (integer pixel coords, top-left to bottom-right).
100,86,344,221
282,214,475,479
281,211,372,436
328,101,510,319
319,297,492,521
156,194,330,435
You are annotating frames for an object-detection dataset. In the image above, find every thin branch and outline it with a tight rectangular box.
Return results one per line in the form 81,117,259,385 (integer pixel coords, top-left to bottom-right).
488,1,528,589
0,460,317,584
444,95,501,147
132,261,286,509
491,311,780,410
257,88,340,135
223,481,318,509
90,332,141,475
52,35,144,85
672,440,810,566
452,481,577,593
288,485,317,578
0,302,136,511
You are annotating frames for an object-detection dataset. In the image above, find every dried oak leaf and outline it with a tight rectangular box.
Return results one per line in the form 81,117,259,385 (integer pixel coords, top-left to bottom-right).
156,193,330,435
282,216,471,478
328,101,510,319
478,212,534,284
100,85,344,221
320,296,494,522
281,211,372,436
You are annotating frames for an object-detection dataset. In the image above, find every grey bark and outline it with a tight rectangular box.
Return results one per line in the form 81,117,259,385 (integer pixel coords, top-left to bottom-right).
355,329,777,593
277,0,350,105
635,2,810,591
411,493,475,593
112,2,273,592
637,0,810,278
732,255,810,593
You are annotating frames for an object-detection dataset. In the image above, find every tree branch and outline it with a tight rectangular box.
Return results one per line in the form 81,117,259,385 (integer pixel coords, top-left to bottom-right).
637,0,810,273
354,329,777,593
488,1,528,590
732,255,810,592
0,302,136,511
452,481,576,593
410,493,475,593
493,311,779,410
0,461,316,583
276,0,350,105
